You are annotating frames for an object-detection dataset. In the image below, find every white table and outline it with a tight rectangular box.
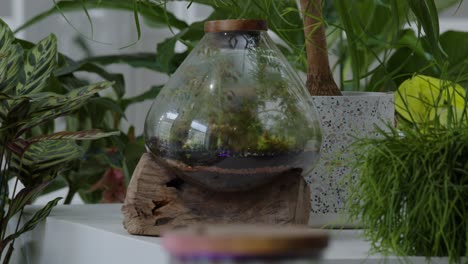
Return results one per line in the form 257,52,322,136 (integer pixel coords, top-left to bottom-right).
11,204,450,264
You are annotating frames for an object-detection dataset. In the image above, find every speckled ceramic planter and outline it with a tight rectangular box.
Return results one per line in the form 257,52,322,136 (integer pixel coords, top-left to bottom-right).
308,92,394,227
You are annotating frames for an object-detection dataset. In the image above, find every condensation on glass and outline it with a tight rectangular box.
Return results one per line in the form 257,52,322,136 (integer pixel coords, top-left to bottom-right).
145,19,322,192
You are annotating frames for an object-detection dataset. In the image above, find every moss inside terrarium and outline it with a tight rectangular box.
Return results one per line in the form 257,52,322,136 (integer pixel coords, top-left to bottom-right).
148,79,319,161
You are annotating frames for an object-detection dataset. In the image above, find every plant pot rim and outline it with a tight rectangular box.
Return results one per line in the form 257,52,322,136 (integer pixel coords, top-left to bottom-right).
311,91,393,97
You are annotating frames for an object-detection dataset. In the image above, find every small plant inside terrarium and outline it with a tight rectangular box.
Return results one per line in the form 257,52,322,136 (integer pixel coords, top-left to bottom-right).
145,21,322,192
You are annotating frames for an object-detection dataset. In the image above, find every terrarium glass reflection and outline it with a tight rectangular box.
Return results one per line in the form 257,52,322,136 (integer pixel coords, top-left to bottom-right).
145,26,322,192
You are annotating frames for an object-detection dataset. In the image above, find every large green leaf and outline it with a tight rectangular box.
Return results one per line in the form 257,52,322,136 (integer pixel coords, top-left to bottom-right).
368,30,468,91
439,31,468,84
15,0,188,34
16,35,57,95
408,0,447,67
333,0,410,90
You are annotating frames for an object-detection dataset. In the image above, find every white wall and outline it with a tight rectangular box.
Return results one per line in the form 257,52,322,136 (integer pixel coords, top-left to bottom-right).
0,0,24,38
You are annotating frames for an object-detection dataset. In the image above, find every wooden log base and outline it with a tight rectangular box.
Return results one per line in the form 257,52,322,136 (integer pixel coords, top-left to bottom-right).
122,153,311,236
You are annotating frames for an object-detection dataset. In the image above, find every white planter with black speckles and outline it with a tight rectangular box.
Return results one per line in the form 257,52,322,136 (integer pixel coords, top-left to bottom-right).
308,92,394,227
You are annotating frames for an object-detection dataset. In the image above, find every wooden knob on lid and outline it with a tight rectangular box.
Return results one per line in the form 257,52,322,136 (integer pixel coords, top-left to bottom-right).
204,19,268,32
162,224,329,259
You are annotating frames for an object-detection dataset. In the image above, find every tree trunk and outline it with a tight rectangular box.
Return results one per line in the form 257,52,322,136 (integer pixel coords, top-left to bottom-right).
300,0,341,96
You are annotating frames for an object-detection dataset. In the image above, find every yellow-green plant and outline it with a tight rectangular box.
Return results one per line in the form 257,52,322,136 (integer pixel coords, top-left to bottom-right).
0,19,118,263
396,75,467,128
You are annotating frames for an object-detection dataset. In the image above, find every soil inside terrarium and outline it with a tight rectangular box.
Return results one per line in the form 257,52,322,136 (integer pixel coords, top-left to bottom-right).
147,137,318,192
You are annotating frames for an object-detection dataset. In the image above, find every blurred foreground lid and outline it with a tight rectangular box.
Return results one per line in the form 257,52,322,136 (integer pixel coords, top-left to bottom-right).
162,225,329,258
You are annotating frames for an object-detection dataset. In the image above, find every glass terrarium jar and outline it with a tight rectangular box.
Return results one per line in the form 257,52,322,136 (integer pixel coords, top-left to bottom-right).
145,19,322,192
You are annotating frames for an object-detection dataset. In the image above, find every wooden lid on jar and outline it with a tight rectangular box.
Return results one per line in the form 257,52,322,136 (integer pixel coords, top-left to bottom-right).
162,225,329,258
204,19,268,32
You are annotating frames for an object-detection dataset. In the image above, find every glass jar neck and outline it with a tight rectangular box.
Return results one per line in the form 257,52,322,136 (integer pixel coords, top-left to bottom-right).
204,30,265,50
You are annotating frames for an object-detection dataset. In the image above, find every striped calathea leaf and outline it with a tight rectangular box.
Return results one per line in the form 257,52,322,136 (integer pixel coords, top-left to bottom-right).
15,34,57,95
0,20,23,120
0,20,23,94
10,140,84,185
7,130,120,157
0,19,119,262
5,81,113,137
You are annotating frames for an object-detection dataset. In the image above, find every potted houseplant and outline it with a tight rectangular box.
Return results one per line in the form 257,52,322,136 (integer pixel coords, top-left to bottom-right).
295,0,464,226
297,0,394,226
0,19,119,263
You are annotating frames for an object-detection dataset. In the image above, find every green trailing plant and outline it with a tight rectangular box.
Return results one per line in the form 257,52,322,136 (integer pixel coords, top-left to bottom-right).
348,124,468,262
0,19,119,263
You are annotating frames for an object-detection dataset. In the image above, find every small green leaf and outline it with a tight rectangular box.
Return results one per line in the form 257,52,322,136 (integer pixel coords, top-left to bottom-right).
440,31,468,78
0,197,61,252
6,183,48,220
